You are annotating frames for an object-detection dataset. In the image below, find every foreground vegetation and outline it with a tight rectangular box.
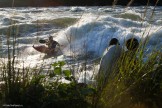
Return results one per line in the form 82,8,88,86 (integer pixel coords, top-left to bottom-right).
96,49,162,108
0,60,94,108
0,44,162,108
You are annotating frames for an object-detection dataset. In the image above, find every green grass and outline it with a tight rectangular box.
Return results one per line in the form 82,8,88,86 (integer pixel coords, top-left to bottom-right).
0,59,94,108
94,45,162,108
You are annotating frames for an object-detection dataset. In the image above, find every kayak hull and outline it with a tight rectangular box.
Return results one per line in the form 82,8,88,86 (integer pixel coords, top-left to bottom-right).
33,45,57,55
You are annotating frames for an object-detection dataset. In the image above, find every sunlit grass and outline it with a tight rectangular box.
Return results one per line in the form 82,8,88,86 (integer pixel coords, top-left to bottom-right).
95,47,162,108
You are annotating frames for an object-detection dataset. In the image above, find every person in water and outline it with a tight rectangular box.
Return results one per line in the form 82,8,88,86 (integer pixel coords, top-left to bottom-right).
98,38,122,88
46,36,59,49
122,38,139,60
45,36,60,54
118,38,140,78
126,38,139,51
125,38,139,64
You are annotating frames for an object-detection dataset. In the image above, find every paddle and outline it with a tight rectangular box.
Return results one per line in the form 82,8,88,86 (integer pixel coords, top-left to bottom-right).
39,39,64,48
39,39,47,44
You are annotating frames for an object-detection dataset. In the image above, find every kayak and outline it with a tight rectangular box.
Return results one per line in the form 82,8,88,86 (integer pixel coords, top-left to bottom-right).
32,45,58,55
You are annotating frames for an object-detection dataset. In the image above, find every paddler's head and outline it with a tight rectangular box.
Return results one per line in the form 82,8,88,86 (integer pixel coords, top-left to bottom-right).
109,38,120,46
49,36,53,41
126,38,139,51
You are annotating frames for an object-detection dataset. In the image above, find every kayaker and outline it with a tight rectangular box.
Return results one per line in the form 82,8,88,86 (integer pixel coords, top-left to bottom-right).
46,36,60,49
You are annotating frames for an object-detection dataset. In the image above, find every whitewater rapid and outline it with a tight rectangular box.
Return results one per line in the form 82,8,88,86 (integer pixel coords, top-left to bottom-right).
0,6,162,83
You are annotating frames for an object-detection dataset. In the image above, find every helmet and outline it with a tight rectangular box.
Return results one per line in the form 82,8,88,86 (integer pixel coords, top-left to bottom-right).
109,38,120,46
126,38,139,50
49,36,53,40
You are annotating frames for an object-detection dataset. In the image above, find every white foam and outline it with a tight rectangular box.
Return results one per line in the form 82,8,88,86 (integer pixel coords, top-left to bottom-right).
56,15,148,57
77,70,96,84
70,7,86,12
0,7,162,83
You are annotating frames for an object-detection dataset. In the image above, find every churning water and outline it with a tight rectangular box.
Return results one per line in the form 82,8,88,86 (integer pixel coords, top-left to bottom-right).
0,6,162,83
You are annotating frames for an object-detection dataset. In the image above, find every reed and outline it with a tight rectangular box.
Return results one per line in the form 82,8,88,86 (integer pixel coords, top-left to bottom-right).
95,47,162,108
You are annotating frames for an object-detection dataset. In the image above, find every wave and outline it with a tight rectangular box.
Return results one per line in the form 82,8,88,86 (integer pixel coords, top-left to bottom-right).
0,23,56,36
115,10,143,21
70,7,86,12
102,16,146,28
148,28,162,48
56,14,162,59
57,16,123,57
10,15,26,20
15,8,44,13
1,18,20,25
32,17,78,28
155,20,162,25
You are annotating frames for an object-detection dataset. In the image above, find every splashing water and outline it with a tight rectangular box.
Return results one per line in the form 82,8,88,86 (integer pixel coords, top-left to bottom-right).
0,6,162,83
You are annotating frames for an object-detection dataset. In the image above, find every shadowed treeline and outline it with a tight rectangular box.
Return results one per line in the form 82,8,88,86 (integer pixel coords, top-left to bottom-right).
59,0,162,6
0,0,162,7
0,0,62,7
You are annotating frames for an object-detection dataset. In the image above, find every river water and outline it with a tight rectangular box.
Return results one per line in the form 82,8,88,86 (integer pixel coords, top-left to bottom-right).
0,6,162,83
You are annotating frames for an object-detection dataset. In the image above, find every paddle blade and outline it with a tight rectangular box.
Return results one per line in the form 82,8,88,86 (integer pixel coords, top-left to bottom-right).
39,39,47,43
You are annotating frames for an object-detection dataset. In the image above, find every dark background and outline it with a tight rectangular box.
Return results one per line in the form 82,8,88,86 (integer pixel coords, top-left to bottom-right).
0,0,161,7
